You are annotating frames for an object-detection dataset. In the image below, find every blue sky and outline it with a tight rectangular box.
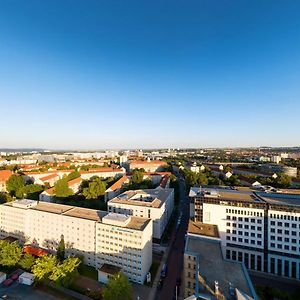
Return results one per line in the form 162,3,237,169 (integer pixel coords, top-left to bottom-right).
0,1,299,149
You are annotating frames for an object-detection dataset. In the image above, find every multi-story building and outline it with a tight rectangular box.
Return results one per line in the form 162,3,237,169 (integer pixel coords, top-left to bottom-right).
0,199,152,284
107,188,174,240
189,186,300,281
128,158,166,173
184,220,257,300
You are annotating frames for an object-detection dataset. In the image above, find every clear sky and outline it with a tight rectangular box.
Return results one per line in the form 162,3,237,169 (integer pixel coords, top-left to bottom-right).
0,1,300,150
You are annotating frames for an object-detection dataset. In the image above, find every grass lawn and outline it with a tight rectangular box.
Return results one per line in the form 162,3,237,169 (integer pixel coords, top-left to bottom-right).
78,264,98,280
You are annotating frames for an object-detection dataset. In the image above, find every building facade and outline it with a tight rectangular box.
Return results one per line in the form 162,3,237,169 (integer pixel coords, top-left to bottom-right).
107,188,174,240
0,200,152,284
189,187,300,281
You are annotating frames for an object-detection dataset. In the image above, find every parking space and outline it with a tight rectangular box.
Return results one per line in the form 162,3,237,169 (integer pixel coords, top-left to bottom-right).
0,281,62,300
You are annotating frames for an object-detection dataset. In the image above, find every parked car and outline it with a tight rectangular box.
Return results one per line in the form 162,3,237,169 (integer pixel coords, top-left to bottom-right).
157,278,163,290
3,279,13,287
10,274,18,281
161,263,168,278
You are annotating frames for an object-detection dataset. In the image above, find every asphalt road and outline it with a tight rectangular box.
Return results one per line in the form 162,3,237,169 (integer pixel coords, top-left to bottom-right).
156,175,190,300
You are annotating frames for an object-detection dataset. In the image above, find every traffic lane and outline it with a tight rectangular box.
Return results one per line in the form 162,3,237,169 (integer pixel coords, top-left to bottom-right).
156,197,189,297
156,226,187,300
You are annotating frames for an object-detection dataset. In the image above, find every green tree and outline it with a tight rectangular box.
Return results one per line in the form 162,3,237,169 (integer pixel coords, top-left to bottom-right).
6,175,25,197
82,178,106,199
103,272,132,300
0,241,22,266
274,173,292,188
67,171,80,181
54,179,73,198
131,170,144,184
0,193,13,204
32,254,58,281
19,253,35,270
57,235,65,261
49,257,81,287
17,184,44,199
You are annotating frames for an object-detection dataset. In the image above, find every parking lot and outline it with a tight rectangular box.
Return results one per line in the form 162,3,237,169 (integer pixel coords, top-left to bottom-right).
0,281,67,300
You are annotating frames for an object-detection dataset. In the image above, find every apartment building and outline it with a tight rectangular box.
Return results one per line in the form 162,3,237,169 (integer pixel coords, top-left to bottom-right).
107,188,174,240
0,200,152,284
128,158,166,173
189,186,300,281
184,220,257,300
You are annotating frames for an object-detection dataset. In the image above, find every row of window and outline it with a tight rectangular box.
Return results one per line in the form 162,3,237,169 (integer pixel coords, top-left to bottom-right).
269,214,300,221
226,215,262,223
270,221,299,228
226,249,263,271
227,229,262,238
269,243,299,252
226,222,262,231
269,257,300,279
226,236,262,245
270,228,299,236
226,209,263,217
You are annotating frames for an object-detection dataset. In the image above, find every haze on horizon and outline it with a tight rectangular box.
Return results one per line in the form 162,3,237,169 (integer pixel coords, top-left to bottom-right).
0,1,299,149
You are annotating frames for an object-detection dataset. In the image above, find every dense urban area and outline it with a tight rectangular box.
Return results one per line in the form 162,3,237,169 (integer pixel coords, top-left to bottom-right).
0,147,299,299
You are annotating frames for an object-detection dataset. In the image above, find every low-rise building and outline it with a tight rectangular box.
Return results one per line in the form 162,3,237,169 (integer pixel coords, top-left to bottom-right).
39,177,82,202
128,159,166,173
184,220,257,300
108,188,174,240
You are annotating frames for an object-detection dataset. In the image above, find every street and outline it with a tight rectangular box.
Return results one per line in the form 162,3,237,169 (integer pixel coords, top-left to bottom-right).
155,175,190,300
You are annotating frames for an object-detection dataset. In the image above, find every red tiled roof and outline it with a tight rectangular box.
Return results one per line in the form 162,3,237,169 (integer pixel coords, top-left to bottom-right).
80,168,124,174
43,187,54,195
25,170,73,175
108,175,128,191
0,170,13,181
23,245,48,257
68,177,82,186
39,173,59,182
131,160,165,165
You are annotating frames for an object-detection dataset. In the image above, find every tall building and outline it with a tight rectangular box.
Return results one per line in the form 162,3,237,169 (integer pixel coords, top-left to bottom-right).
189,187,300,281
107,188,174,240
0,200,152,284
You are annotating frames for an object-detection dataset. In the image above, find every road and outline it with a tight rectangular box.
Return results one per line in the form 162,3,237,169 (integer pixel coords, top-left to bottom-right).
155,174,190,300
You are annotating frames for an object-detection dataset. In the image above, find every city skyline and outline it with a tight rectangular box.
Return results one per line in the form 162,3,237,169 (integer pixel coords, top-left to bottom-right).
1,1,300,149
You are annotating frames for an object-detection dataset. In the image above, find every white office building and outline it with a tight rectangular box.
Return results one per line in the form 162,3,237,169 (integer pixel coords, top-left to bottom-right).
107,188,174,240
0,200,152,284
189,187,300,280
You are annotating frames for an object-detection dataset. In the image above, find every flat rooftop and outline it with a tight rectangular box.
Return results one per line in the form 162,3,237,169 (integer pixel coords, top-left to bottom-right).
185,235,254,299
109,188,173,208
99,263,121,275
188,221,219,238
63,207,107,222
3,200,149,230
190,186,300,207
